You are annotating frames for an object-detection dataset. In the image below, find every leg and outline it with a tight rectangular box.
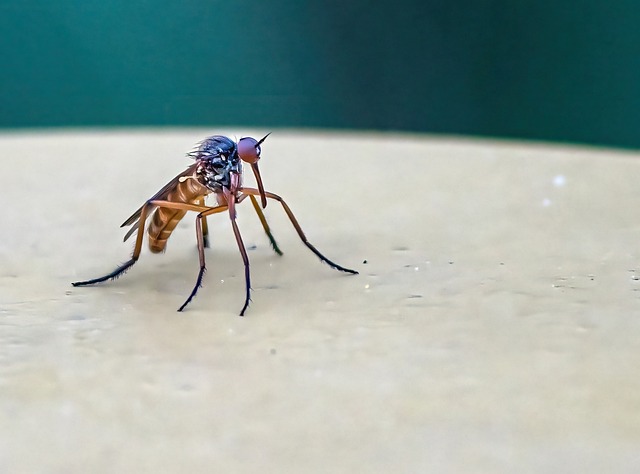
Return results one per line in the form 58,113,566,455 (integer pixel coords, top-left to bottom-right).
72,203,152,286
185,202,252,316
176,204,229,312
197,197,210,248
177,213,208,311
248,194,283,256
74,199,217,291
241,188,358,274
230,212,252,316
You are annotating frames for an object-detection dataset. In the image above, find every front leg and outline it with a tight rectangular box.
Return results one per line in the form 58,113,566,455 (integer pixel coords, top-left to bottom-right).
241,188,358,275
247,194,283,256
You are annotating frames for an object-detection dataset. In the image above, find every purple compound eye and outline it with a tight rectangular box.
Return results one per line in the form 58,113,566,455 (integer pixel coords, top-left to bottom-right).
237,137,260,164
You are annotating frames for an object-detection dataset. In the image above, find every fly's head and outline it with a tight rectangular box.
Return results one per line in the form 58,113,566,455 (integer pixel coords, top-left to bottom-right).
189,135,242,192
237,133,270,208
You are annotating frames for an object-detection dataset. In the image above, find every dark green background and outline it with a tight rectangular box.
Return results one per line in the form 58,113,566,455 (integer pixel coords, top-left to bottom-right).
2,1,639,148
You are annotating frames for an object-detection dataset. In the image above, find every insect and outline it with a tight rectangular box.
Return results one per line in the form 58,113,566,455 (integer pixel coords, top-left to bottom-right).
72,133,358,316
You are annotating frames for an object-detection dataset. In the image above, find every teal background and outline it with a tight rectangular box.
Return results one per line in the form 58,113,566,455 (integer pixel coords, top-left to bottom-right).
2,1,639,148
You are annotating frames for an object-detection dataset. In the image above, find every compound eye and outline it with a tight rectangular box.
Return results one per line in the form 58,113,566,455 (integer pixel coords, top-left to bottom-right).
237,137,260,164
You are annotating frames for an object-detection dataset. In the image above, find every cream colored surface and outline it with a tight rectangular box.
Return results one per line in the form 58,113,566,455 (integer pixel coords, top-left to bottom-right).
1,129,639,473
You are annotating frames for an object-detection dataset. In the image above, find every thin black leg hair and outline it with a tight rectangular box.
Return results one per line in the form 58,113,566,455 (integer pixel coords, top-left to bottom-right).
72,257,137,287
239,259,252,316
178,266,207,312
245,188,358,275
303,242,358,274
178,212,209,312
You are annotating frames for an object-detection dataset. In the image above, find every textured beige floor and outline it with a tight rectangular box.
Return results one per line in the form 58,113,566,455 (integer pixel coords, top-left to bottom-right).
1,129,639,473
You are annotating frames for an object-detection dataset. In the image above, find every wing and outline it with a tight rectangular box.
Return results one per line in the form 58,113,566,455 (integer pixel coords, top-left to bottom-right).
121,163,199,242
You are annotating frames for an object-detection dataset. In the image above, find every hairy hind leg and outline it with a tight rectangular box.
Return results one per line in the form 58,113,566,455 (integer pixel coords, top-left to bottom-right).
73,200,214,288
72,203,153,286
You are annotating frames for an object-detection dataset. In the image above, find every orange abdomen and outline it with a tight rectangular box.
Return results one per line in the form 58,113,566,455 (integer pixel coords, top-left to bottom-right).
148,177,210,253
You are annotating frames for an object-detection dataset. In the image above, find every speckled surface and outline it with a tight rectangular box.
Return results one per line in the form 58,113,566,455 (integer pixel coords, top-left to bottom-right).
1,129,639,473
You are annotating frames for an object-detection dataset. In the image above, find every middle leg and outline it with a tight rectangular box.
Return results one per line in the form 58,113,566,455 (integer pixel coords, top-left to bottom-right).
196,197,210,248
177,204,228,312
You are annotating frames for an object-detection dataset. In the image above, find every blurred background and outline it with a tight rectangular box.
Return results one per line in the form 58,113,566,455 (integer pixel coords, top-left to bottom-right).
1,0,639,149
